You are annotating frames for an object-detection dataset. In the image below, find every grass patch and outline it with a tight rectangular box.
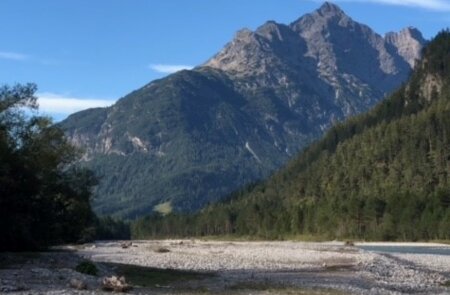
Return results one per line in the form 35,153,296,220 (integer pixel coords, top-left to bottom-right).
228,282,345,294
229,281,281,291
197,234,331,242
442,280,450,287
428,240,450,245
281,234,332,242
324,264,356,271
153,201,172,216
199,235,263,242
109,263,214,288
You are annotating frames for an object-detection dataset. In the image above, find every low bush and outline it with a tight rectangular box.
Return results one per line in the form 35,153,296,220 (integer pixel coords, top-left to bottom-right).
75,260,98,276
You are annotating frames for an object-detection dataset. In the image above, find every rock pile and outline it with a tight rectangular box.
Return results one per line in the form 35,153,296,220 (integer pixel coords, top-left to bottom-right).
102,276,132,292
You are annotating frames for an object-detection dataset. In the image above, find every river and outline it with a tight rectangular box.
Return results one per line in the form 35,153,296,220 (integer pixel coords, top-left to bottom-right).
358,244,450,256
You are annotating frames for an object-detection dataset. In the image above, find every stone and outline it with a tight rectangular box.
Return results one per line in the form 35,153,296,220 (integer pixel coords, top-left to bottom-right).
101,276,131,292
120,241,132,249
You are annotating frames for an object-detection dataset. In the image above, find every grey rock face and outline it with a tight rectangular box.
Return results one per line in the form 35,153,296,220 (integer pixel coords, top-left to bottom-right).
386,27,427,68
60,2,426,218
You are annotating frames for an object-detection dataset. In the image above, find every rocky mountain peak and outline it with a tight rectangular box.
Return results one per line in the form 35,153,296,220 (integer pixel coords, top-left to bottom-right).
290,2,351,32
317,1,346,17
404,27,426,42
234,28,253,39
255,20,283,36
386,26,426,44
204,20,302,77
385,27,427,68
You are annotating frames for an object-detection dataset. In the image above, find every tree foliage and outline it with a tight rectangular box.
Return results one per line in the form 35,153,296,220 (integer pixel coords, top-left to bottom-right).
95,216,131,240
0,83,97,251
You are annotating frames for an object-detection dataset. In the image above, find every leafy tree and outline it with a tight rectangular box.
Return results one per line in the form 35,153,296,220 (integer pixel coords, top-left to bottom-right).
95,216,131,240
0,83,97,251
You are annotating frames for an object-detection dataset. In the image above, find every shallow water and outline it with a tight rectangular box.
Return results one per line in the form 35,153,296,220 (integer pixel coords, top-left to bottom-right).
358,245,450,256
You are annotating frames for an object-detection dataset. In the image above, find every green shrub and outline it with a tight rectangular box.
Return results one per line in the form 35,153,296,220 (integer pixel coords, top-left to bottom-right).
75,260,98,276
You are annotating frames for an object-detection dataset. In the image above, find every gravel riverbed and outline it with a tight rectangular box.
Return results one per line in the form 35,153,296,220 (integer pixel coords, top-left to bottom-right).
1,240,449,294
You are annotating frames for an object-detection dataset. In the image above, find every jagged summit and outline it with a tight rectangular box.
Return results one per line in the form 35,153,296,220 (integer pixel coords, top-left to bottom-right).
386,27,427,68
254,20,287,37
404,27,426,41
386,26,426,43
289,1,350,31
206,2,425,82
317,1,346,16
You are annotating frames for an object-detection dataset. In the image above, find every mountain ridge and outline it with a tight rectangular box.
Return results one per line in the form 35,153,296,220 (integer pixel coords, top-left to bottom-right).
133,30,450,240
60,2,426,218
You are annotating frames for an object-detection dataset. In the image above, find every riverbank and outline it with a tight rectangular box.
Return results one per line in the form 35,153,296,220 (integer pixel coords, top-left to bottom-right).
1,240,449,294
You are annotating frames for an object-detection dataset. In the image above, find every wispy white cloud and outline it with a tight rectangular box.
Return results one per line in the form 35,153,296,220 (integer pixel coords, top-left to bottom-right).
0,51,29,61
37,93,115,115
0,50,68,66
149,64,194,74
327,0,450,11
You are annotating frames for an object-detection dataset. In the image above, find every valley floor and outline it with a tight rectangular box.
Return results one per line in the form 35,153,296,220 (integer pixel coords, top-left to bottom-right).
1,240,450,294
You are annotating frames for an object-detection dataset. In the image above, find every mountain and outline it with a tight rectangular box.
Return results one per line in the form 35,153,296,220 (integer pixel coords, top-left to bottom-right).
136,30,450,240
60,2,426,218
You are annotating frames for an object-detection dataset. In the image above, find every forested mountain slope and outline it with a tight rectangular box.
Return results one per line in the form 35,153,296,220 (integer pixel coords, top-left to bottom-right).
60,2,425,218
134,31,450,241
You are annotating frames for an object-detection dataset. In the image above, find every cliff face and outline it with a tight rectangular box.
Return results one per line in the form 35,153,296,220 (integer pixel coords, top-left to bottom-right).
60,2,426,218
386,27,427,68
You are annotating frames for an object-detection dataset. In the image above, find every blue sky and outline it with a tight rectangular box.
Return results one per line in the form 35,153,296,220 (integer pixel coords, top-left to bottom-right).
1,0,449,120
